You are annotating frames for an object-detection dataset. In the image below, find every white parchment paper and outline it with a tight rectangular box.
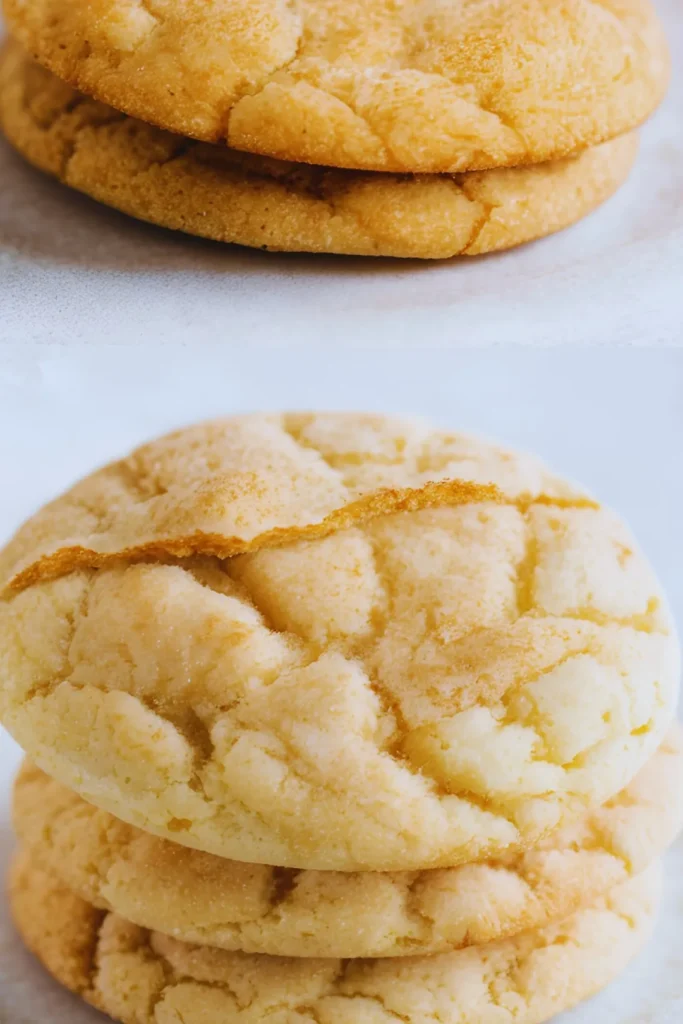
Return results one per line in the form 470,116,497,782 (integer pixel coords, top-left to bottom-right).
0,1,682,347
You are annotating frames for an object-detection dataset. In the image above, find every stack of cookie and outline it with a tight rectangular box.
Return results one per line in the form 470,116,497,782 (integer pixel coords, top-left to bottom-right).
0,1,671,258
1,413,682,1023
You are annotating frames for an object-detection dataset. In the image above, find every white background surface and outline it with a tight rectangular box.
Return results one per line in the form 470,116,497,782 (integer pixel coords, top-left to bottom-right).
0,1,682,345
0,346,682,1021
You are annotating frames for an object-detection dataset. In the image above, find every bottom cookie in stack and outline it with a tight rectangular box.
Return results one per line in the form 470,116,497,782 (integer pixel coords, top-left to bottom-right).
9,731,683,1022
0,40,638,260
10,851,661,1024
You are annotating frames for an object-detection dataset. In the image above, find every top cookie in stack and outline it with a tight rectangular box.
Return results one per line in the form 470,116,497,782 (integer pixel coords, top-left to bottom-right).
0,1,671,256
4,0,670,172
0,413,678,871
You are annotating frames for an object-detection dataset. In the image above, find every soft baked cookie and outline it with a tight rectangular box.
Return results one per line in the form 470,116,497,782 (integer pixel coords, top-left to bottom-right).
2,0,669,173
0,413,678,871
13,730,683,958
0,44,639,259
10,852,661,1024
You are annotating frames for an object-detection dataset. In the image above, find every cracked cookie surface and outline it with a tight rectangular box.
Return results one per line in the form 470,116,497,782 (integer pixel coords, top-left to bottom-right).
0,412,679,870
2,0,669,174
0,43,639,259
10,851,661,1024
13,730,682,958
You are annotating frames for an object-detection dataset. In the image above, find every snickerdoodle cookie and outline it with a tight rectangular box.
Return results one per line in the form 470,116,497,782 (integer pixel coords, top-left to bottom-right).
9,851,662,1024
0,414,677,871
13,730,682,958
2,0,668,173
0,44,639,258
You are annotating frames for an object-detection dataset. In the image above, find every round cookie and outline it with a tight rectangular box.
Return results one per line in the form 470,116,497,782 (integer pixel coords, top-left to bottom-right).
0,43,639,260
2,0,669,174
10,852,662,1024
13,729,683,958
0,413,679,871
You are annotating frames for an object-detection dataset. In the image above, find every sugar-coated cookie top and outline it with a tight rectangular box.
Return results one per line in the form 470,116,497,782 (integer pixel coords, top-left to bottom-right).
4,0,669,172
0,413,679,870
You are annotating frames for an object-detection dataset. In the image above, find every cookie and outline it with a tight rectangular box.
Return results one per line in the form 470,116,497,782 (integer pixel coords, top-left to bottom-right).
0,44,639,259
2,0,668,174
9,851,661,1024
13,729,683,958
0,413,678,872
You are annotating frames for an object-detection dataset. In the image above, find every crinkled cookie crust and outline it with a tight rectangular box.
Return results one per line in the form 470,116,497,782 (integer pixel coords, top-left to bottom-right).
2,0,669,174
0,413,679,870
10,852,661,1024
13,730,682,958
0,44,639,259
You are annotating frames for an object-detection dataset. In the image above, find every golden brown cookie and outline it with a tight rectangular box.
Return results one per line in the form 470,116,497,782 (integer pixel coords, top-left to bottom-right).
0,43,639,259
13,729,683,958
0,413,678,872
2,0,669,174
9,851,661,1024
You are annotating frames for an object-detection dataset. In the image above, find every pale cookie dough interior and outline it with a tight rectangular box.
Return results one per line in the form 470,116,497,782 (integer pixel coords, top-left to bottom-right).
0,44,640,260
0,414,678,871
13,728,682,958
3,0,669,173
9,852,662,1024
